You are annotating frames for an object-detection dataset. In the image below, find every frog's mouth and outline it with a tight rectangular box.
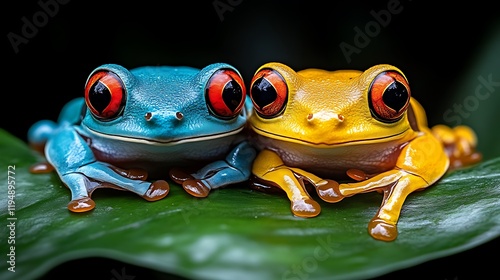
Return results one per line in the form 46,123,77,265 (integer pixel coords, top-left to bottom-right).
80,125,245,146
250,124,414,147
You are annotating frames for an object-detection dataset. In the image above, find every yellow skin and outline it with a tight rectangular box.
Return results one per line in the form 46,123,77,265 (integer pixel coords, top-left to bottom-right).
248,62,482,241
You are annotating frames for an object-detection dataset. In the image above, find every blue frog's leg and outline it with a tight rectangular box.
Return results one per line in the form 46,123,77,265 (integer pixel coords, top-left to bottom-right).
40,124,169,212
46,127,169,212
28,98,85,154
28,98,169,212
169,141,256,197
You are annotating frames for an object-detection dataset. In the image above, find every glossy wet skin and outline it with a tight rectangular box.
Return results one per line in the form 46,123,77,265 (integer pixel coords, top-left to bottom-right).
82,64,248,145
249,64,418,177
79,64,250,173
249,66,413,145
28,63,255,212
248,62,481,241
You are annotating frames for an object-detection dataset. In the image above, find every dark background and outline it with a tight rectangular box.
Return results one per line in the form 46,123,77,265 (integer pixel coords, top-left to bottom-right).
4,0,499,279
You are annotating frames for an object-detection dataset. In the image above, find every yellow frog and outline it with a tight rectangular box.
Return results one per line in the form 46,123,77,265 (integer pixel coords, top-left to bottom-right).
248,62,482,241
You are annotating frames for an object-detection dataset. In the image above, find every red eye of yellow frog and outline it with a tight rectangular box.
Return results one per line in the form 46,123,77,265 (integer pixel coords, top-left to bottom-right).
84,70,126,121
369,71,411,123
205,69,246,120
250,68,288,118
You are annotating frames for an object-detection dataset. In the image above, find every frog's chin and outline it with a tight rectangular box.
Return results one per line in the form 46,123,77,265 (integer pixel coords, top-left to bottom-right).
79,125,245,146
251,126,415,147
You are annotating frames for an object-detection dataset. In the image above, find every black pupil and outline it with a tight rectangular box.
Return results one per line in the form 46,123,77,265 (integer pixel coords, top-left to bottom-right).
89,81,111,113
383,81,408,112
251,78,276,109
223,80,242,112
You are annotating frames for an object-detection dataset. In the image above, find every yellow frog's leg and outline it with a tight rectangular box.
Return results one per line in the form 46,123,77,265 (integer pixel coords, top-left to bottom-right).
338,132,449,241
431,124,482,169
407,98,481,168
251,149,341,217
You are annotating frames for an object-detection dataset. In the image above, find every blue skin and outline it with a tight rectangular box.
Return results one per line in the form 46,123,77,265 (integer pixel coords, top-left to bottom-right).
28,63,256,212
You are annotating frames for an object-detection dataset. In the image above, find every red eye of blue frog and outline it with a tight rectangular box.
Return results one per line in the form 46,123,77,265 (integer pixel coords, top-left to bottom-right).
369,71,411,123
250,68,288,118
84,70,126,121
205,69,246,119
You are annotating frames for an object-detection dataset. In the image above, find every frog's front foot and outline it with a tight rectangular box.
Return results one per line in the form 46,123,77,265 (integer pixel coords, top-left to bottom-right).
66,179,169,213
169,168,211,198
61,172,169,213
31,160,169,212
169,141,256,198
250,175,322,217
251,149,336,218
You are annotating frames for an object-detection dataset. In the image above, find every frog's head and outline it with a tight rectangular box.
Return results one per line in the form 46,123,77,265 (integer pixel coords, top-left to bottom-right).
248,62,415,146
81,63,249,144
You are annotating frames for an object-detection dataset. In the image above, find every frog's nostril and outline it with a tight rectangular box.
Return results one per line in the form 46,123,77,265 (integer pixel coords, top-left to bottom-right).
175,112,184,121
144,112,153,121
307,112,344,123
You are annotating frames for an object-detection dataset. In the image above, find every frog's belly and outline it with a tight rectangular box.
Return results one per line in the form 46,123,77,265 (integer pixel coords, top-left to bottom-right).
87,134,243,178
254,135,408,179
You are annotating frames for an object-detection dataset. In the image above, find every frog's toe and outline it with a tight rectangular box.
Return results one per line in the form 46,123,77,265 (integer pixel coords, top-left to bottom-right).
67,197,95,213
316,179,344,203
169,168,194,184
368,219,398,242
110,166,149,180
182,179,211,198
450,151,482,169
142,180,170,201
29,162,55,174
291,199,321,218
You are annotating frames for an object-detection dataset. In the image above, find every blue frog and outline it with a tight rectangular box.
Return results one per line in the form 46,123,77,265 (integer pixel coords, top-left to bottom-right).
28,63,256,212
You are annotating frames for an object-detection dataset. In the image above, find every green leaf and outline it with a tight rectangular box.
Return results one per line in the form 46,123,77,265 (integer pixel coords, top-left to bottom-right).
0,128,499,280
